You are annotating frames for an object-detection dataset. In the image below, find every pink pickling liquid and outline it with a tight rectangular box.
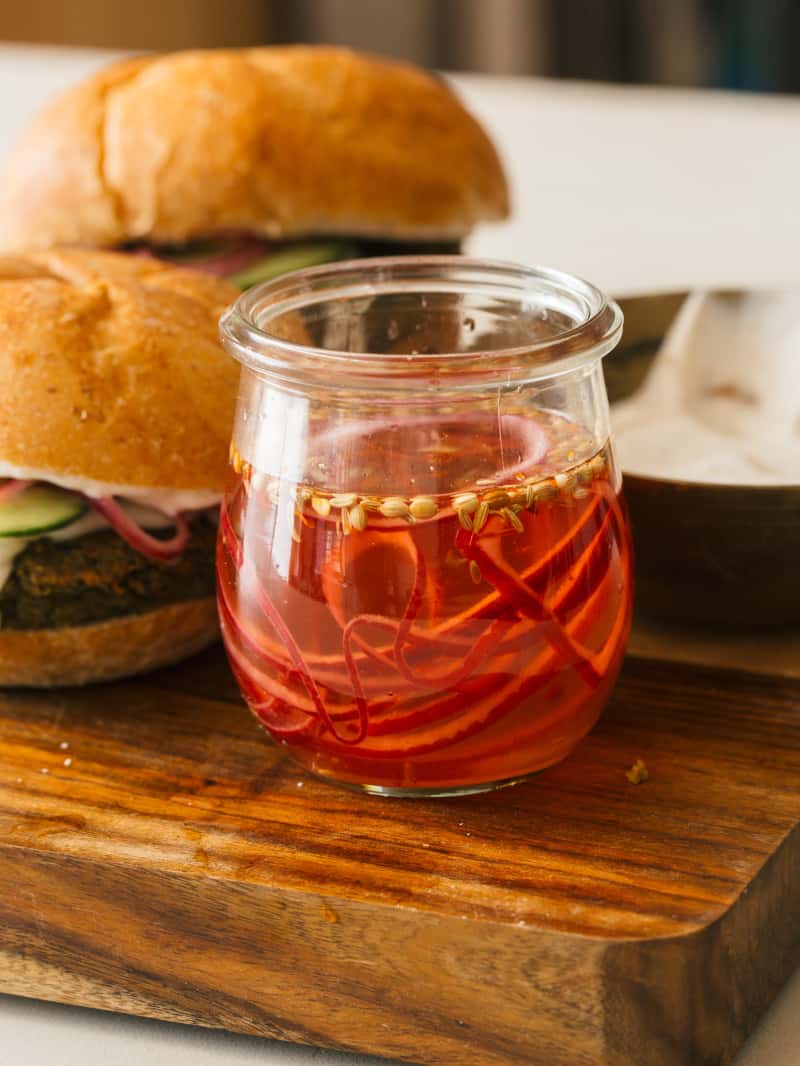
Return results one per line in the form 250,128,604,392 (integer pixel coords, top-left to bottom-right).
217,411,633,793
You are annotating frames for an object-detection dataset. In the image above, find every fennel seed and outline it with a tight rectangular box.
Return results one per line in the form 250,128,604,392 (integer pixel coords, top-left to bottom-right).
503,507,524,533
330,492,359,509
473,501,490,533
409,496,438,520
452,492,479,514
349,503,367,531
379,498,410,518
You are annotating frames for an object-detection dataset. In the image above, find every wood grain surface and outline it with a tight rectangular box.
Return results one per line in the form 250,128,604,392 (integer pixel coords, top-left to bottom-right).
1,640,799,1066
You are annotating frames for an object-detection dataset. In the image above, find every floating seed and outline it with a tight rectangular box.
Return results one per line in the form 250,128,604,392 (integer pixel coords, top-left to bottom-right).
341,507,352,535
379,498,410,518
311,495,331,517
349,503,367,531
525,485,537,509
409,496,438,520
360,496,382,512
484,490,509,507
554,472,569,489
503,507,524,533
458,508,474,531
469,561,482,584
473,501,490,533
453,492,479,514
330,492,358,509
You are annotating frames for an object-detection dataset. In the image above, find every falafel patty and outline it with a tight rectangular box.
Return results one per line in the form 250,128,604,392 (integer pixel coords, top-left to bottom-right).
0,517,217,630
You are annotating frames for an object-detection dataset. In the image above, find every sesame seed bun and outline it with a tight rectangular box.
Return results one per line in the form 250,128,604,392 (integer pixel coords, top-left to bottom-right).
0,46,509,252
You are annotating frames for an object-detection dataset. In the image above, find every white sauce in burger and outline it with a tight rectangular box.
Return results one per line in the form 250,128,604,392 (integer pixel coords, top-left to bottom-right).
0,460,221,513
0,538,27,594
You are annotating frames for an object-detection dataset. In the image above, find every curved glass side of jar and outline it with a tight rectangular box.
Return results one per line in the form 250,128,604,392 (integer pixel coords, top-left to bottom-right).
217,258,633,796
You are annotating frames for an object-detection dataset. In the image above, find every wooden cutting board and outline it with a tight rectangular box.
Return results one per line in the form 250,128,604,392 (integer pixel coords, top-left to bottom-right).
1,290,796,1064
0,630,798,1066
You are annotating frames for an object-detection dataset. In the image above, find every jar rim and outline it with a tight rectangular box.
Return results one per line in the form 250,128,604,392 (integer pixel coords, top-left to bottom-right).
219,255,623,391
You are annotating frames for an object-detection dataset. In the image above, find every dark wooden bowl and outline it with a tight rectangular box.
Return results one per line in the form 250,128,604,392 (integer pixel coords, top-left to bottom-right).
623,474,800,627
609,293,800,629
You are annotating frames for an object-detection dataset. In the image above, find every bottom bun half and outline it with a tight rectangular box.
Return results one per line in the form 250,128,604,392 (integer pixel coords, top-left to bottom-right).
0,598,219,687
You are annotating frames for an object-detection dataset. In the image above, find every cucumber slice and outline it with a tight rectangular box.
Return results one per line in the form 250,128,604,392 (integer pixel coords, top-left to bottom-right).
228,241,357,289
0,485,87,537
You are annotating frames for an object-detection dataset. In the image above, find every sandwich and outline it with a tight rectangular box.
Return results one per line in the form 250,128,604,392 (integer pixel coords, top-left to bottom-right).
0,47,509,285
0,249,239,686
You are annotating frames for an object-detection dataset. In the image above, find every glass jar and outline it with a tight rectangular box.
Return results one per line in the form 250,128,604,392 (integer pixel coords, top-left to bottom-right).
218,257,632,797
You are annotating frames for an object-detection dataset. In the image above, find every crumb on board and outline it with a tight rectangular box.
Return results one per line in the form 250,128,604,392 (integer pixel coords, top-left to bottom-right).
626,759,649,785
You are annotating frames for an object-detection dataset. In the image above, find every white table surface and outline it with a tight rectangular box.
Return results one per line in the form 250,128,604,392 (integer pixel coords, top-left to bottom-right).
1,43,799,1066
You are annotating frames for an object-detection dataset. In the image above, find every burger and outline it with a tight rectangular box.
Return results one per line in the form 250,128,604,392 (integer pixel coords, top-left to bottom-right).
0,47,509,284
0,249,239,686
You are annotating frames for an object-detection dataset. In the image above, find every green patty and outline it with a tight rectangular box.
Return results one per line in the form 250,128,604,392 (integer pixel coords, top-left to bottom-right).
0,517,217,630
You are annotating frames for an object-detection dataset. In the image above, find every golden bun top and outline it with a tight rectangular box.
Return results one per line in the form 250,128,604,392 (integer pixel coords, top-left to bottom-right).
0,249,239,491
0,46,510,252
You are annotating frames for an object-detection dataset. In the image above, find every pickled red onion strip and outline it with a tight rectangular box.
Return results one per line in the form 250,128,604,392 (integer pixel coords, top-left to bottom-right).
220,503,244,569
220,476,624,751
89,497,190,562
175,242,267,278
218,564,389,718
244,561,368,745
0,479,32,501
320,492,605,662
344,502,614,700
322,560,625,758
221,504,415,696
340,500,616,706
234,489,606,725
454,527,600,686
335,543,618,746
344,537,510,693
